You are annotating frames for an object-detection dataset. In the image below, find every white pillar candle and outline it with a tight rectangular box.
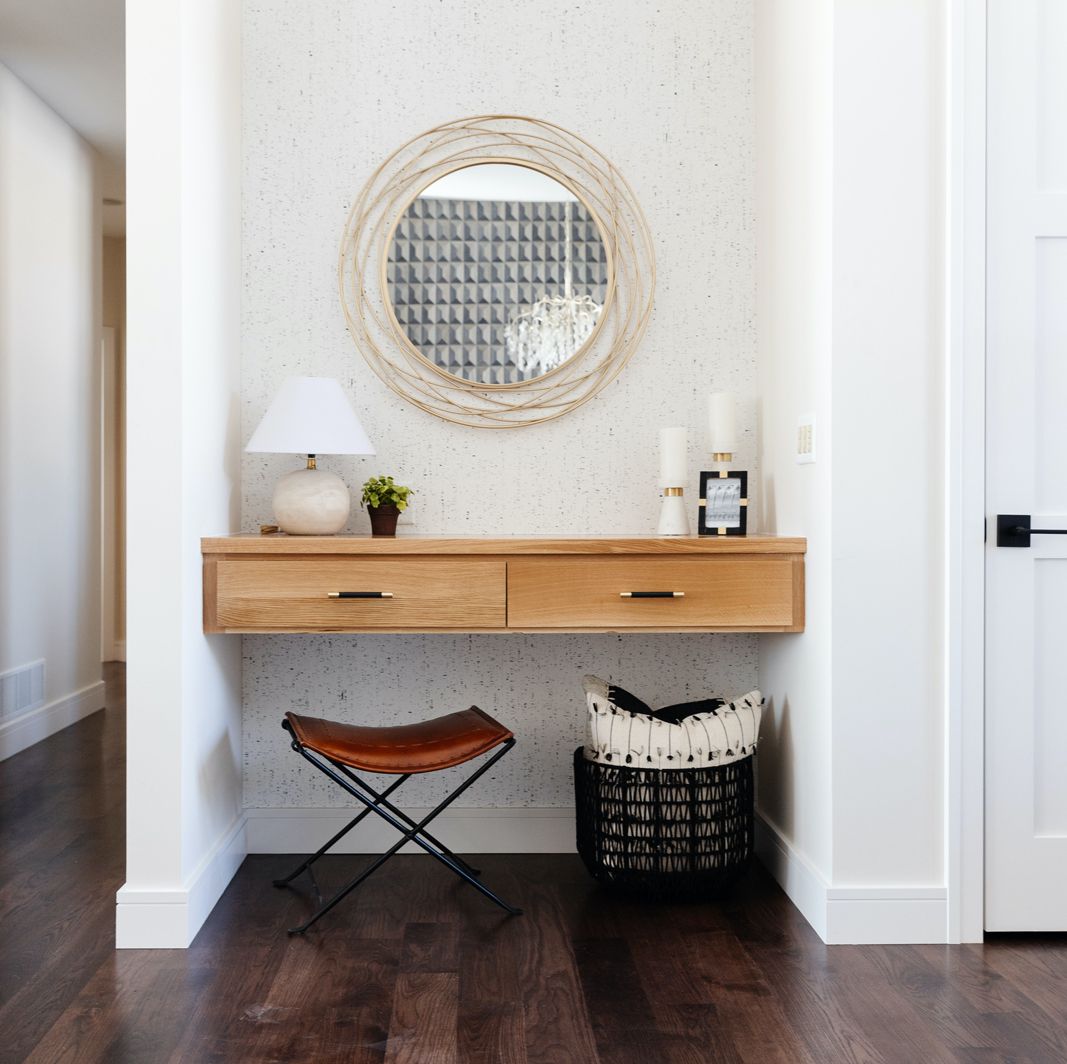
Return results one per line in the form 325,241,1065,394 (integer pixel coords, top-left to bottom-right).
708,392,737,454
659,427,687,486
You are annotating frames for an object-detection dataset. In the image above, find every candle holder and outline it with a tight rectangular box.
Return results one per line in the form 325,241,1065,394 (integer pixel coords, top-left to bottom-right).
658,486,690,536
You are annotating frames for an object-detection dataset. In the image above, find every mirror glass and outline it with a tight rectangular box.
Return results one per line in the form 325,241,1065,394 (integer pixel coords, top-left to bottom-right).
385,162,609,385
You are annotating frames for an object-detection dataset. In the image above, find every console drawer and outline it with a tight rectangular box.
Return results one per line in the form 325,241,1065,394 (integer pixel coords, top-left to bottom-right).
209,557,506,632
506,556,802,631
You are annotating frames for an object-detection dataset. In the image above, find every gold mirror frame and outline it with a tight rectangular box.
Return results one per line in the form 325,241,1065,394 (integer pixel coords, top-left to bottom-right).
339,115,656,429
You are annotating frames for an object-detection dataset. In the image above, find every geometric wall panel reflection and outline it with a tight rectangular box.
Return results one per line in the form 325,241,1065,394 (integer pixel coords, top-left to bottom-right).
387,198,608,384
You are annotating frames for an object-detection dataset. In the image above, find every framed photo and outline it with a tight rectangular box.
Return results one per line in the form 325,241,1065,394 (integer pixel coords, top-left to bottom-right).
698,470,748,536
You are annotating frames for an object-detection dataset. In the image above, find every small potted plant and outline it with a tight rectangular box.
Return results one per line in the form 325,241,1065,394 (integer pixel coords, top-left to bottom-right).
360,475,413,537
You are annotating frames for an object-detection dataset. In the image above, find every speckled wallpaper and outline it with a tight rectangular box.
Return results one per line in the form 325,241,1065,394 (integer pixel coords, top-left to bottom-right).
241,0,757,811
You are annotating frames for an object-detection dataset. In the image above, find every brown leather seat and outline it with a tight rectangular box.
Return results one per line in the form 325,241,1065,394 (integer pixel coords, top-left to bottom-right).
284,707,513,775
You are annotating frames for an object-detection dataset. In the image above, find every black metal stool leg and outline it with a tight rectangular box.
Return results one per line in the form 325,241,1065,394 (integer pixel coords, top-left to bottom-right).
289,794,521,934
286,739,522,933
336,764,482,877
288,822,424,934
272,774,410,888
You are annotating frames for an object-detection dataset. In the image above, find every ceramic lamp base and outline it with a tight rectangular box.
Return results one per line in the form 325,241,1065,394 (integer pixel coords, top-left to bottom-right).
657,491,690,536
273,466,350,535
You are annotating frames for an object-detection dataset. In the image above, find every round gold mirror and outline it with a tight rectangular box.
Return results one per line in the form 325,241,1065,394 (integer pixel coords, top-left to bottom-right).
339,116,654,429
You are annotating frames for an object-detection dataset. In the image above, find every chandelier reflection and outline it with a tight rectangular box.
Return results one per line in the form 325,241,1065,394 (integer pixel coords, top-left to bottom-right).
504,201,603,376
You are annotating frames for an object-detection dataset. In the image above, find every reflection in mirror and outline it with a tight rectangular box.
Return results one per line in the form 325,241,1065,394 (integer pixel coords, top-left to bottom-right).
385,163,608,385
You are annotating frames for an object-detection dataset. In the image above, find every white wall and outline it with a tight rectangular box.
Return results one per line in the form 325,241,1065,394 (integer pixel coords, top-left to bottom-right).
240,0,760,819
830,0,946,893
117,0,244,949
756,0,949,943
753,0,836,914
0,62,105,759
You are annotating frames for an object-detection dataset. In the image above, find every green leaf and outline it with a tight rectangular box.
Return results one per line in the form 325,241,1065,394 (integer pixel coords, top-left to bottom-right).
360,474,414,512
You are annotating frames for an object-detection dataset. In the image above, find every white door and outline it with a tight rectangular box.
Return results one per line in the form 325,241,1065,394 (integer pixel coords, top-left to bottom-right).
986,0,1067,929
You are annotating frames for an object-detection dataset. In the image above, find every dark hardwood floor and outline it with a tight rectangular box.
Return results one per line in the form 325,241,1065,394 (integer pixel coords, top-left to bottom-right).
3,667,1067,1062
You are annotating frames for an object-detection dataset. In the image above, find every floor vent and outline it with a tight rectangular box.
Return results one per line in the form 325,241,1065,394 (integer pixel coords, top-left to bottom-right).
0,660,45,722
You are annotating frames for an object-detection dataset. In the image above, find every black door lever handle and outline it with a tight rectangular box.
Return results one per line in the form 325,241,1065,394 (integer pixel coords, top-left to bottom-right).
997,514,1067,548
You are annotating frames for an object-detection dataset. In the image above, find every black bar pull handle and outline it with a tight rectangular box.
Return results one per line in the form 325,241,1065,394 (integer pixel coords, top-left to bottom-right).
620,591,685,598
328,591,394,598
996,514,1067,548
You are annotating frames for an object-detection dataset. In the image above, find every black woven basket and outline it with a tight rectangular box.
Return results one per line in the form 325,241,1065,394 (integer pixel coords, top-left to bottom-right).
573,747,753,900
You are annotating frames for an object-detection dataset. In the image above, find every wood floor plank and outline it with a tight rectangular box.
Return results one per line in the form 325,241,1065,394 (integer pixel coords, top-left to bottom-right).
718,927,894,1063
254,933,402,1064
457,1002,528,1064
573,936,664,1064
980,938,1067,1026
855,944,1067,1064
25,952,207,1064
385,971,459,1064
627,933,744,1064
951,1050,1038,1064
457,894,528,1064
401,921,460,973
815,958,959,1064
903,944,1067,1064
686,928,823,1064
517,885,601,1064
165,944,313,1064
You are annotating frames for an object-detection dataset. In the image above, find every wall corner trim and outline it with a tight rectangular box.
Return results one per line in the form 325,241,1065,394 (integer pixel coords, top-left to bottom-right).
115,813,247,948
0,680,106,762
756,810,949,944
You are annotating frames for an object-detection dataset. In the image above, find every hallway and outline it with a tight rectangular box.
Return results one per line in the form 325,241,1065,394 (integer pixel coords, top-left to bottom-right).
4,668,1067,1062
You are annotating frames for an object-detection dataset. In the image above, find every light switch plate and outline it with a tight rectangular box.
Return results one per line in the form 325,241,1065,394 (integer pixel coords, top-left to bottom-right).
796,414,816,464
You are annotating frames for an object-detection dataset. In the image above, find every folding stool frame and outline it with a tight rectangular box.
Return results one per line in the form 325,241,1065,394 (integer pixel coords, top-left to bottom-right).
273,717,523,934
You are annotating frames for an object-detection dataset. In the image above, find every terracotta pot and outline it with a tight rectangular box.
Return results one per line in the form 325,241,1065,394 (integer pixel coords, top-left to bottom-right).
367,503,400,537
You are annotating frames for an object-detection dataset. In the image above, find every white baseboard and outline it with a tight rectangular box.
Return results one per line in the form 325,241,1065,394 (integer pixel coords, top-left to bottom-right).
825,886,949,944
245,805,577,855
755,810,948,944
0,680,106,761
116,814,247,948
754,809,830,939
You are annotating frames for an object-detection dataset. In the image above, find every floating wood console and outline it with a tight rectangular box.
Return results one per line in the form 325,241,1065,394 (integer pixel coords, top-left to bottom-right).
201,535,806,635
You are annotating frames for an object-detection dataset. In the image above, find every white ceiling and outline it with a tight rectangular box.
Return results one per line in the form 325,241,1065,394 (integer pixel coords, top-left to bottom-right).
0,0,125,235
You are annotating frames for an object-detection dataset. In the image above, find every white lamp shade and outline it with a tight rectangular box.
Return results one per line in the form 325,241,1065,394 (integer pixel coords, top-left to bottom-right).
245,376,376,456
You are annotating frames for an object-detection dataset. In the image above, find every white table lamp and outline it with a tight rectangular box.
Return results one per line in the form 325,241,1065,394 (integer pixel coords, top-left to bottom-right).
246,376,376,535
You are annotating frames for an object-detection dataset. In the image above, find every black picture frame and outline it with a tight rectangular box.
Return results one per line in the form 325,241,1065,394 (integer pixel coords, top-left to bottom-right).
698,470,748,536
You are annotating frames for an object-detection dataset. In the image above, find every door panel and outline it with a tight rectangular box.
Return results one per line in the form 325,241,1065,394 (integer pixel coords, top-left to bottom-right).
1034,559,1067,836
1035,239,1067,511
986,0,1067,929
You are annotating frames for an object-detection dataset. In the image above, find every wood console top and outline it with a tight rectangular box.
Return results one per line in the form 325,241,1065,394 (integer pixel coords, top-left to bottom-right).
201,535,806,635
201,534,807,556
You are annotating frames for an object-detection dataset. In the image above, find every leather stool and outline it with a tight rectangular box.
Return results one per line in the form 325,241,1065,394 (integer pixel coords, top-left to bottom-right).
273,707,522,933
